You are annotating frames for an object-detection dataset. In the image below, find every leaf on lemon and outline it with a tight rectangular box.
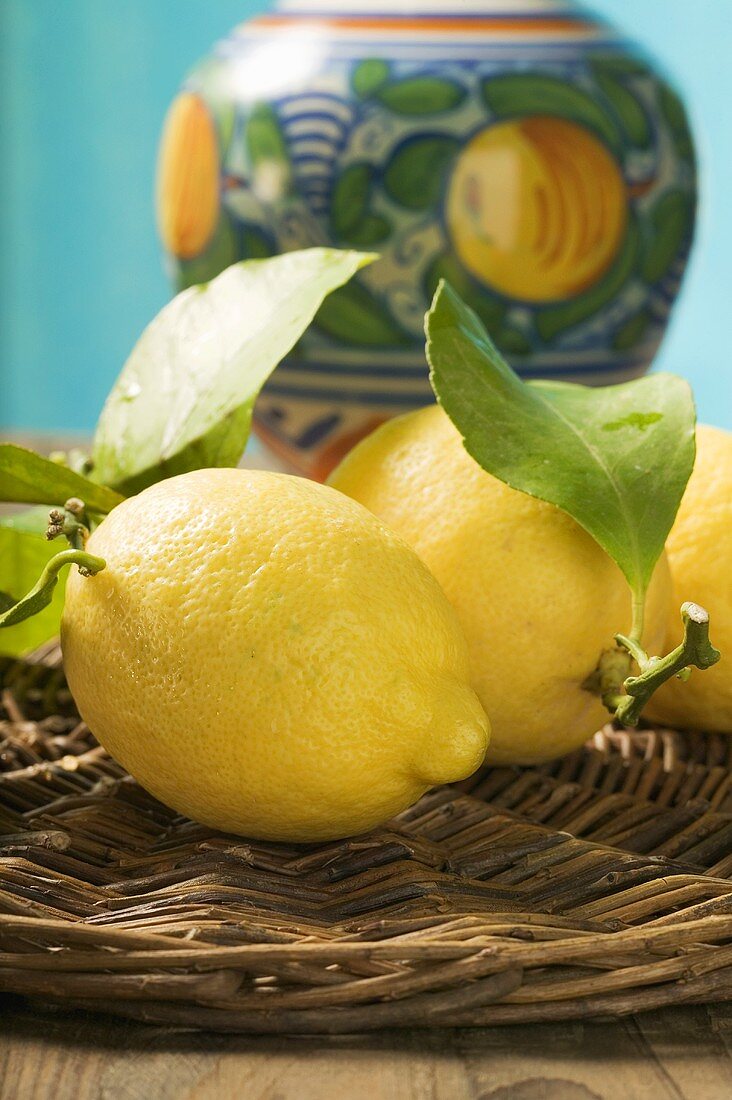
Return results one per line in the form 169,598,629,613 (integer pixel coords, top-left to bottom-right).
92,249,375,495
426,281,696,602
0,444,123,512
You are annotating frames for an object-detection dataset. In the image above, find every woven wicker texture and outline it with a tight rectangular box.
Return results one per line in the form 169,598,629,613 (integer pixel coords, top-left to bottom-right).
1,648,731,1034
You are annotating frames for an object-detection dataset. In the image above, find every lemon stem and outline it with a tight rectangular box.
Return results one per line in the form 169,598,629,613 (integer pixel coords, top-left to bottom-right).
629,592,646,648
595,602,721,727
614,631,650,672
0,549,105,631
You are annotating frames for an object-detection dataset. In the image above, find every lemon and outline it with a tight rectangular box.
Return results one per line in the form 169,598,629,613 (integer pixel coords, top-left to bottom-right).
646,425,732,733
330,404,671,765
61,468,489,841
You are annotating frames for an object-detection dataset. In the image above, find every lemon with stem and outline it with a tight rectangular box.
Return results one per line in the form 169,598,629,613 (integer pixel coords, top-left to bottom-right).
330,404,671,764
646,425,732,732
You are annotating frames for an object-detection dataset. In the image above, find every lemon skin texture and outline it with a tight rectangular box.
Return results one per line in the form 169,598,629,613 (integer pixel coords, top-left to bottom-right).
61,469,489,842
330,404,671,765
646,425,732,733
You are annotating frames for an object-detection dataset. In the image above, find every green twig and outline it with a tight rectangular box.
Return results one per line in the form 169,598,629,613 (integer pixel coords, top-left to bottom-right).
594,602,721,728
615,603,720,726
0,549,105,630
614,631,650,672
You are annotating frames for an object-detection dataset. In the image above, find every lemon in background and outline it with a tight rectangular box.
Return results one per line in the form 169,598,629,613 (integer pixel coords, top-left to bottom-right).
61,468,489,842
646,425,732,733
330,404,670,764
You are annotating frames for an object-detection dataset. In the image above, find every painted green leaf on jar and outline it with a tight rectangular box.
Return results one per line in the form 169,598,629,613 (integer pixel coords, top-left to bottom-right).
174,211,240,292
331,163,374,238
342,215,391,247
613,309,652,352
331,164,391,246
190,57,238,157
481,74,621,153
658,84,695,163
245,104,293,202
241,223,274,260
592,68,652,149
587,54,651,80
352,58,390,99
376,77,466,116
641,190,695,284
314,281,412,347
383,135,460,211
496,326,532,357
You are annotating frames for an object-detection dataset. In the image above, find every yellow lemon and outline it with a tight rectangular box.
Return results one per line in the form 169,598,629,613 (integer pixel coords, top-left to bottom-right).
646,425,732,732
61,468,489,842
330,404,670,765
446,116,627,302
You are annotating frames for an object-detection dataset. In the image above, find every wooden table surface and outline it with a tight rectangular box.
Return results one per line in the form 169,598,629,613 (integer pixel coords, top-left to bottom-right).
1,997,730,1100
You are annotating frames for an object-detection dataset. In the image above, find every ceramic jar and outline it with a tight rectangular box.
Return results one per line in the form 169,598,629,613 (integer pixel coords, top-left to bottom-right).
158,0,697,477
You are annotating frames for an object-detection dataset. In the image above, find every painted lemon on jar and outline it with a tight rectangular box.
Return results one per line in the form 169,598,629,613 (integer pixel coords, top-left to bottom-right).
157,92,220,261
446,116,628,303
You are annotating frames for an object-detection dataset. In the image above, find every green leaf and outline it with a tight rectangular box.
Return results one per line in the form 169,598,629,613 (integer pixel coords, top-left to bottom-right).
352,59,390,99
0,516,66,657
376,77,466,116
0,444,123,512
426,281,696,604
92,249,375,494
2,506,60,534
481,74,620,152
383,136,460,211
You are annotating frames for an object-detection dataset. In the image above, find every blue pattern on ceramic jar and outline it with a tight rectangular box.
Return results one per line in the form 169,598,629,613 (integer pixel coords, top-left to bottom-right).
157,0,697,477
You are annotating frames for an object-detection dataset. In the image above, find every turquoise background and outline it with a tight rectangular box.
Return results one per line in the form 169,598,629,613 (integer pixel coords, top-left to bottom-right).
1,0,730,433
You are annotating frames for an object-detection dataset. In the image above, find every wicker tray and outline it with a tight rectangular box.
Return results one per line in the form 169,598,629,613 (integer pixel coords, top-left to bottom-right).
1,647,731,1034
